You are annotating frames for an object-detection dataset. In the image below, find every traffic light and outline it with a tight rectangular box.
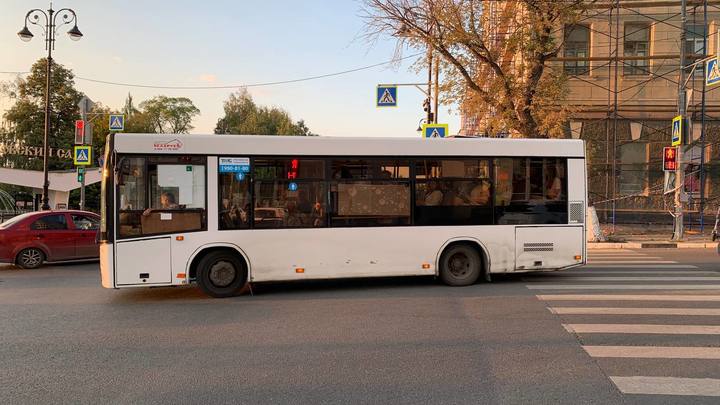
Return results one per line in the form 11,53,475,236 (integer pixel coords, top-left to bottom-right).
423,97,430,112
76,167,85,183
74,120,85,145
663,147,678,172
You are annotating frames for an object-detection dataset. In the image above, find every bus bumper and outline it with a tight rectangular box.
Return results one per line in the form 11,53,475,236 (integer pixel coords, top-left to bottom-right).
99,242,114,288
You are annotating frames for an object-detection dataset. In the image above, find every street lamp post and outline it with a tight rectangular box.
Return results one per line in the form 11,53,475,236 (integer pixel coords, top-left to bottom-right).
18,4,82,210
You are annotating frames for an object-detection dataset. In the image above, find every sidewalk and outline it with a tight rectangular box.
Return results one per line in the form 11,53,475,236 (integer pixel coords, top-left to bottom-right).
589,223,718,249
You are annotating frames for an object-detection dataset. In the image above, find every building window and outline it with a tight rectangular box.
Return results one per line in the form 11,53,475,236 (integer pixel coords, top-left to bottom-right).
117,156,207,238
494,158,568,225
624,23,650,75
329,160,410,227
564,24,590,76
686,24,707,76
253,159,326,229
414,159,492,226
618,143,647,195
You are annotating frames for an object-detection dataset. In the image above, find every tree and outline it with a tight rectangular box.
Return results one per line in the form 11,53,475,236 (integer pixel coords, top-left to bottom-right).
1,58,83,169
214,89,317,136
139,96,200,133
364,0,593,138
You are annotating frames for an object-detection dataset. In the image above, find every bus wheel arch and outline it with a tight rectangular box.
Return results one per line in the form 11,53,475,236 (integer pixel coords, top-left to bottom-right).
188,245,251,298
437,239,489,286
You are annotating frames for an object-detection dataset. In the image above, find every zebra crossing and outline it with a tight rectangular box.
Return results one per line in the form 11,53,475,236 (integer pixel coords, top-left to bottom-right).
524,249,720,398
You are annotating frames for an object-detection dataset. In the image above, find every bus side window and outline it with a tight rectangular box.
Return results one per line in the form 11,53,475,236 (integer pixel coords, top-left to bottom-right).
494,158,568,225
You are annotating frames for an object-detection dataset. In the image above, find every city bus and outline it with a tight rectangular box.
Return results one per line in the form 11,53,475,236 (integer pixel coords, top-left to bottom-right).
99,133,587,298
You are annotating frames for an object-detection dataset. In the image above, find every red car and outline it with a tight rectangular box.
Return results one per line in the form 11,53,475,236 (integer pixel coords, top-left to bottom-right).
0,210,100,269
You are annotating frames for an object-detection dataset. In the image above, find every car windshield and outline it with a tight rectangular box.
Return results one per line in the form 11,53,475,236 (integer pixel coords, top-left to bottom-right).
0,212,35,229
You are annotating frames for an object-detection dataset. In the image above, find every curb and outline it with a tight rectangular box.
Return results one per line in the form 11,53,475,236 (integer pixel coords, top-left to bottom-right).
588,242,718,249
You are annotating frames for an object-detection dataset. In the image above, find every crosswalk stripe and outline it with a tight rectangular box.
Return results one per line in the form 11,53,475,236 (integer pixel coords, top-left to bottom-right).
587,260,677,264
549,307,720,316
527,284,720,290
609,376,720,397
537,294,720,301
584,264,697,268
563,323,720,334
583,346,720,359
528,276,720,281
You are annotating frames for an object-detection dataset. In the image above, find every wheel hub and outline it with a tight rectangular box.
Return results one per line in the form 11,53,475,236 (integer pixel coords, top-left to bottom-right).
21,250,41,267
448,253,470,277
208,260,236,287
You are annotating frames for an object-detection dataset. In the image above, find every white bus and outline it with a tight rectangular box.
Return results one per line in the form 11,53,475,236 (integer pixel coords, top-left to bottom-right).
99,134,586,297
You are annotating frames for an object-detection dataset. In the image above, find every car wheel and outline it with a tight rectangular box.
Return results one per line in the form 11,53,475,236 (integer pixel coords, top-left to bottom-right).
16,248,45,269
439,245,481,286
197,251,248,298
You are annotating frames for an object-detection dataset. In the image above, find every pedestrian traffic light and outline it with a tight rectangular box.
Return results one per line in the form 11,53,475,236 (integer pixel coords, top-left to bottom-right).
74,120,85,145
663,146,678,172
76,167,85,183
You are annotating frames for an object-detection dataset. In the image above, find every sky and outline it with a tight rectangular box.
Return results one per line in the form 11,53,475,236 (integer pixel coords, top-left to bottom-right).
0,0,460,137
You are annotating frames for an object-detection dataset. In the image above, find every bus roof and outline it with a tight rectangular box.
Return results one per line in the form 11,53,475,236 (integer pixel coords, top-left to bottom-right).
113,134,585,158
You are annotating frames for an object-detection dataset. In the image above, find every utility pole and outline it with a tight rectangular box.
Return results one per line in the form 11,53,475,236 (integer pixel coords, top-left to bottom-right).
673,0,687,241
426,45,434,124
433,56,439,124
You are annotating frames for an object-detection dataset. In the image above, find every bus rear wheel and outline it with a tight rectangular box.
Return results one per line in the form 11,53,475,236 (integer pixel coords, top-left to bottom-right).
196,251,248,298
439,245,481,286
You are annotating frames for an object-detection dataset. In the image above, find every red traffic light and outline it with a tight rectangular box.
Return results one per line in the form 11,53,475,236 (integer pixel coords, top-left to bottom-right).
663,146,678,171
74,120,86,145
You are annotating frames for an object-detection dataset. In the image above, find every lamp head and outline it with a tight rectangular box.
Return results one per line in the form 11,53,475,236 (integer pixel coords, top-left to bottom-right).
18,26,33,42
67,25,83,41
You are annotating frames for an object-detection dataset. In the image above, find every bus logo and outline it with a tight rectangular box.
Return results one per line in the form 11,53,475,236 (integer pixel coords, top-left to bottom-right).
153,139,183,151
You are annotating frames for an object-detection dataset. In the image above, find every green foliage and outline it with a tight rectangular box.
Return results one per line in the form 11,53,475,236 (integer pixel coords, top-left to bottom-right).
1,58,83,170
139,96,200,133
214,89,316,136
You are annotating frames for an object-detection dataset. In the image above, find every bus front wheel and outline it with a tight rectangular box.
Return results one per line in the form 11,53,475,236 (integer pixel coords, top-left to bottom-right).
196,251,248,298
439,245,481,286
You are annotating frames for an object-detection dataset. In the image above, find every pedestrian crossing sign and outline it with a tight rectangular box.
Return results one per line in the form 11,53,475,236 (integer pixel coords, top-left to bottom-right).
706,58,720,86
671,115,682,146
376,85,398,107
109,114,125,131
73,146,92,166
422,123,449,138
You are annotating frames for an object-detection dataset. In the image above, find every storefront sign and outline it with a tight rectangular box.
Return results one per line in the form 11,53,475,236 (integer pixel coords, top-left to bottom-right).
0,142,72,159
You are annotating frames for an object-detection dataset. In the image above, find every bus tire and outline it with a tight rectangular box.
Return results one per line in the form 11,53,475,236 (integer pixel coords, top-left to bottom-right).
16,248,45,269
196,251,247,298
439,244,481,286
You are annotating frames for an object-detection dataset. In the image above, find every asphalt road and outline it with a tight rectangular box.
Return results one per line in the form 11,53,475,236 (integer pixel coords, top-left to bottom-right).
1,249,719,404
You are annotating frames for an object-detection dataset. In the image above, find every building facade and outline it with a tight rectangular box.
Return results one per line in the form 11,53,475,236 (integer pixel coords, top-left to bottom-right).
460,0,720,228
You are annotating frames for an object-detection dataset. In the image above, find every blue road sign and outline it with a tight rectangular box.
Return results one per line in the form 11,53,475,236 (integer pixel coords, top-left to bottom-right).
109,114,125,131
707,58,720,87
672,115,682,146
73,146,92,166
376,85,398,107
422,123,449,138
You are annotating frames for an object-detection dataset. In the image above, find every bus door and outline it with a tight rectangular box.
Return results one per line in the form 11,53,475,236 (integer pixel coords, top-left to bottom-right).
114,156,173,285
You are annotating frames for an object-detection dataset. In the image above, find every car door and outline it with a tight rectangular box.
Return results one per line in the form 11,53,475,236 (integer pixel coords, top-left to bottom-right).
70,214,100,258
29,213,76,260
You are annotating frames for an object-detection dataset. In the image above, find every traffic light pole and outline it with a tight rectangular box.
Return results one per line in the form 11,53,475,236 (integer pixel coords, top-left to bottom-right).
79,109,86,211
673,0,687,241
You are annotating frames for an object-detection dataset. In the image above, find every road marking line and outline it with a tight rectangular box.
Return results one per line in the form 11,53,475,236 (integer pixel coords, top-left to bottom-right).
609,376,720,397
560,271,717,275
583,346,720,359
537,294,720,301
549,307,720,316
527,276,720,282
562,323,720,334
587,261,677,264
527,284,720,290
584,265,697,269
